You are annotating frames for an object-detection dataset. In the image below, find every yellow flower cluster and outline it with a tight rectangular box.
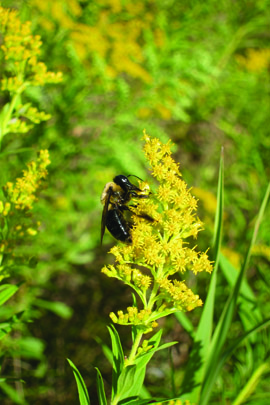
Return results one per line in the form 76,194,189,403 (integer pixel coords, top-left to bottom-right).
236,48,270,73
27,0,179,120
102,132,213,332
3,150,50,211
158,278,202,311
136,338,154,355
0,150,50,263
30,0,162,83
102,263,152,291
110,307,158,333
0,6,62,140
0,6,62,93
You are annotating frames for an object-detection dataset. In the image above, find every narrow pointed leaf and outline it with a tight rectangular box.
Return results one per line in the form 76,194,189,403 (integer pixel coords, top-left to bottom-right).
108,325,124,399
119,399,166,405
174,312,194,338
0,381,25,404
232,362,270,405
0,284,18,306
200,182,270,404
115,330,164,402
220,253,262,331
202,317,270,404
180,148,224,400
67,358,90,405
96,368,107,405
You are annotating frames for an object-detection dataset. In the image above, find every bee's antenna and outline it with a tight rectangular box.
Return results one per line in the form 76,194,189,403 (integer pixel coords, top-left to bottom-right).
127,174,144,182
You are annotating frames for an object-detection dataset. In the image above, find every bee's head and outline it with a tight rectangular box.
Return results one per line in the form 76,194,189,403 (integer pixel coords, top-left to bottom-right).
113,175,141,192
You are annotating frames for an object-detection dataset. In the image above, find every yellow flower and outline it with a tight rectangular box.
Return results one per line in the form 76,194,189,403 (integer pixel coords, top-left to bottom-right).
236,48,270,72
3,150,50,211
0,6,62,141
0,151,50,260
0,6,62,90
102,131,213,333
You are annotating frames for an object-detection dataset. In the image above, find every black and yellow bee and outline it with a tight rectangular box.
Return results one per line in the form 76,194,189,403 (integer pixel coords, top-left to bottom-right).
100,175,153,244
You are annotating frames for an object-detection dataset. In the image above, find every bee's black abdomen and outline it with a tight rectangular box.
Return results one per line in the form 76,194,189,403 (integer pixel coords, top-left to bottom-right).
101,174,151,245
106,209,132,243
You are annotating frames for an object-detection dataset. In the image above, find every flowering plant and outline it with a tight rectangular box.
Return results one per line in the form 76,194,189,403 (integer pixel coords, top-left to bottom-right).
69,133,270,405
0,6,62,146
69,132,214,405
0,5,60,279
102,132,212,349
0,8,61,401
0,5,59,277
0,150,51,278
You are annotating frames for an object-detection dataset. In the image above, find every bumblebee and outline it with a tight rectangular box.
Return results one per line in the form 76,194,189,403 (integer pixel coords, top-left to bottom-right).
101,175,152,244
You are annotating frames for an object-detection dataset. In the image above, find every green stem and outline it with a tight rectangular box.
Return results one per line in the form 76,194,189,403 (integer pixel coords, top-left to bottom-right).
0,60,27,150
0,90,21,149
146,280,160,311
127,329,144,364
111,330,144,404
125,281,147,307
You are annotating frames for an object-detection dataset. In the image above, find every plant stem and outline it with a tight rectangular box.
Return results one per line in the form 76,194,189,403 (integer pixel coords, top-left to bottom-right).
0,67,26,150
146,280,159,311
0,92,20,149
111,331,144,405
127,329,144,364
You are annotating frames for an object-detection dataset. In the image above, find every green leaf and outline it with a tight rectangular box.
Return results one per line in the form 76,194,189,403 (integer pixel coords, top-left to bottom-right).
96,368,107,405
0,312,25,341
232,362,270,405
0,147,33,157
97,337,113,365
0,381,26,404
12,337,45,359
117,399,156,405
135,340,177,365
174,312,194,338
67,358,90,405
203,317,270,405
97,337,152,401
180,148,224,401
34,298,73,319
137,329,163,357
139,384,151,399
113,330,164,403
0,322,12,340
119,399,165,405
152,341,178,353
116,364,137,400
119,397,186,404
220,253,262,333
200,182,270,405
0,284,18,306
108,325,124,399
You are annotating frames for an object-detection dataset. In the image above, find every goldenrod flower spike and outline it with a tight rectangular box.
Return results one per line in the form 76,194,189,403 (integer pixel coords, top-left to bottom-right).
102,131,213,337
3,150,51,211
0,6,62,143
0,150,51,266
0,7,62,92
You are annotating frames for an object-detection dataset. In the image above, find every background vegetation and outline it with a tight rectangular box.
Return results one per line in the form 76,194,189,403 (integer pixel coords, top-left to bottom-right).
0,0,270,403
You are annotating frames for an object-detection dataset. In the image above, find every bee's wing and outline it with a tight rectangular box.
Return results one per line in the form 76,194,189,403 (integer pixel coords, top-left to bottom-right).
101,187,113,245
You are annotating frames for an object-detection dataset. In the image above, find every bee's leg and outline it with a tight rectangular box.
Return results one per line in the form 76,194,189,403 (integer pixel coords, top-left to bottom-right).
128,190,150,199
126,205,154,223
119,205,131,211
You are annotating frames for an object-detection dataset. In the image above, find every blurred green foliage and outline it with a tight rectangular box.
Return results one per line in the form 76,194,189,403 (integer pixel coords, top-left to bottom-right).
0,0,270,403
